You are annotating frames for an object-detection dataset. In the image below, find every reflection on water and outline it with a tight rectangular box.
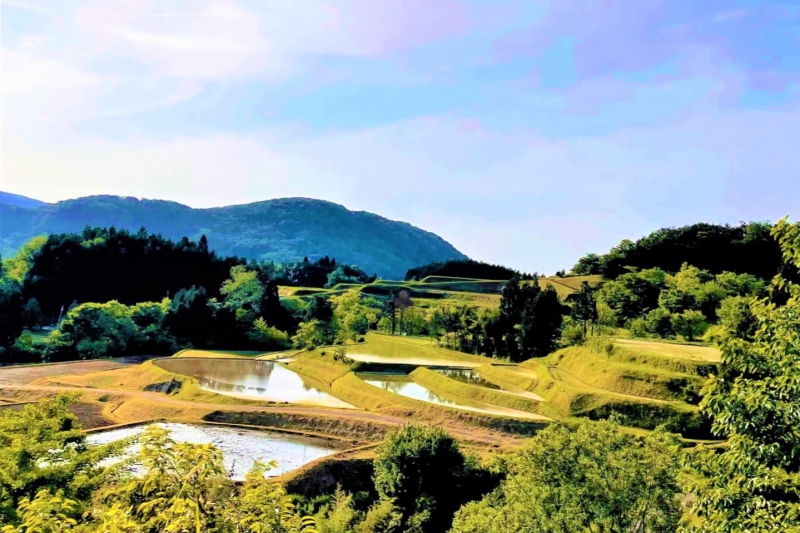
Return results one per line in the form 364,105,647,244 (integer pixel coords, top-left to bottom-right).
153,358,354,408
433,368,500,390
87,422,338,480
362,375,546,420
365,376,463,406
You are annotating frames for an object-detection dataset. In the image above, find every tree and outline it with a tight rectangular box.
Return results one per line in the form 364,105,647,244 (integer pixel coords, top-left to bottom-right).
571,252,602,275
670,309,707,341
0,280,24,350
679,217,800,532
248,317,290,350
570,281,597,335
518,284,563,359
393,291,413,335
372,425,487,533
0,395,120,525
220,265,265,322
292,320,325,349
330,289,381,342
164,286,216,348
451,420,681,533
21,298,45,330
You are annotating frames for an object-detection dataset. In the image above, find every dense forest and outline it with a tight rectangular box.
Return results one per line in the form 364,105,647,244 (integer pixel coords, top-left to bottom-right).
572,221,783,279
0,194,467,279
404,259,534,281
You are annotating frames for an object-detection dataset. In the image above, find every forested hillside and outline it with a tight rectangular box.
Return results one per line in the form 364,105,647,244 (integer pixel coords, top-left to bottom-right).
0,194,467,279
572,222,782,280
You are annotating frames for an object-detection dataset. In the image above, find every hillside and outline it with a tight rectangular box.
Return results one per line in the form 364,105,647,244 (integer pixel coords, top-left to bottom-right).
0,194,467,278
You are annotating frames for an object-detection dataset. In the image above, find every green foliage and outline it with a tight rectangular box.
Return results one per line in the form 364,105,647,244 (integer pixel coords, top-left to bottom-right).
679,217,800,532
49,300,177,360
292,320,325,349
450,420,682,533
0,395,120,526
330,290,381,342
670,310,707,341
372,425,482,533
573,221,782,280
248,317,291,350
1,236,46,284
405,259,532,282
221,265,265,322
716,295,757,340
559,321,586,346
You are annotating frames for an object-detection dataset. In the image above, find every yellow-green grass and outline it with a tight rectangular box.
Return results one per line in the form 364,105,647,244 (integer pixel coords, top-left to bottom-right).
613,338,721,363
514,352,712,438
547,346,706,403
283,351,354,385
350,332,496,366
475,364,537,392
409,368,541,414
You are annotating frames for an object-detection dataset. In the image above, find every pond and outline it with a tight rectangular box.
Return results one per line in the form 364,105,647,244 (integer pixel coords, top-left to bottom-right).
153,358,354,409
87,422,339,480
361,375,547,420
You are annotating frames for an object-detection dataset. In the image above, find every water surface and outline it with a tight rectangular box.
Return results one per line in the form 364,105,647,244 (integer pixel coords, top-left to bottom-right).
154,358,354,408
87,422,338,480
362,375,546,420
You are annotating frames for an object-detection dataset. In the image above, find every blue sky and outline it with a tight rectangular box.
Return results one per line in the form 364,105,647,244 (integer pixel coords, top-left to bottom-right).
2,0,799,274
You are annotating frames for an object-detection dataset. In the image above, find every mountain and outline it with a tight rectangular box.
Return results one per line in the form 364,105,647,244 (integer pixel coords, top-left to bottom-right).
0,192,47,209
0,194,467,278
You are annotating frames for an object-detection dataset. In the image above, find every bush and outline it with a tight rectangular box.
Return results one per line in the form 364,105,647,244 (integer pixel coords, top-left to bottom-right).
587,336,615,356
671,310,708,341
560,323,585,346
629,318,648,338
643,307,676,338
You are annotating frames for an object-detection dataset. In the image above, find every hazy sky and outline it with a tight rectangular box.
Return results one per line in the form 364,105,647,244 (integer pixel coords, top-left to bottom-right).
2,1,799,273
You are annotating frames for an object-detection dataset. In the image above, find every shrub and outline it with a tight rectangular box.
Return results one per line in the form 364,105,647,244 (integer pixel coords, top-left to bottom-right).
587,336,615,356
560,323,585,346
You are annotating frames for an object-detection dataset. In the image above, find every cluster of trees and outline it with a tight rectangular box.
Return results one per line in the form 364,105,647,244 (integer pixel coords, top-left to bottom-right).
405,259,534,282
0,228,384,364
374,280,565,362
581,263,766,342
5,264,296,363
262,256,376,289
572,221,782,280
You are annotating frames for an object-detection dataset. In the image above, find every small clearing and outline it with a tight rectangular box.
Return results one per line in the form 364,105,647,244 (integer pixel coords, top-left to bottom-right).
614,338,721,362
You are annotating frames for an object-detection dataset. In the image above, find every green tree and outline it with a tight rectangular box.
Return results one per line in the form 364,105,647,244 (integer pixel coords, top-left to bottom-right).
248,317,290,350
221,265,265,322
0,395,120,526
670,309,707,341
451,420,681,533
570,281,597,335
518,283,563,359
715,295,757,340
372,425,480,533
292,320,325,349
679,218,800,532
330,290,381,342
643,307,676,338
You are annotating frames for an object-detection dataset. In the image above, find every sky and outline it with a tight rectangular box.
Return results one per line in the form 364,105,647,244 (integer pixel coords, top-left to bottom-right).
2,0,799,274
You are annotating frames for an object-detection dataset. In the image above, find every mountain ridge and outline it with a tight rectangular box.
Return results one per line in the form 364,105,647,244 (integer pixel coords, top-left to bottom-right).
0,193,467,278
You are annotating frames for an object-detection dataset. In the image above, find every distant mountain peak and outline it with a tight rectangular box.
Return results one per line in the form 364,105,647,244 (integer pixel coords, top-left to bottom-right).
0,192,467,278
0,191,48,209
